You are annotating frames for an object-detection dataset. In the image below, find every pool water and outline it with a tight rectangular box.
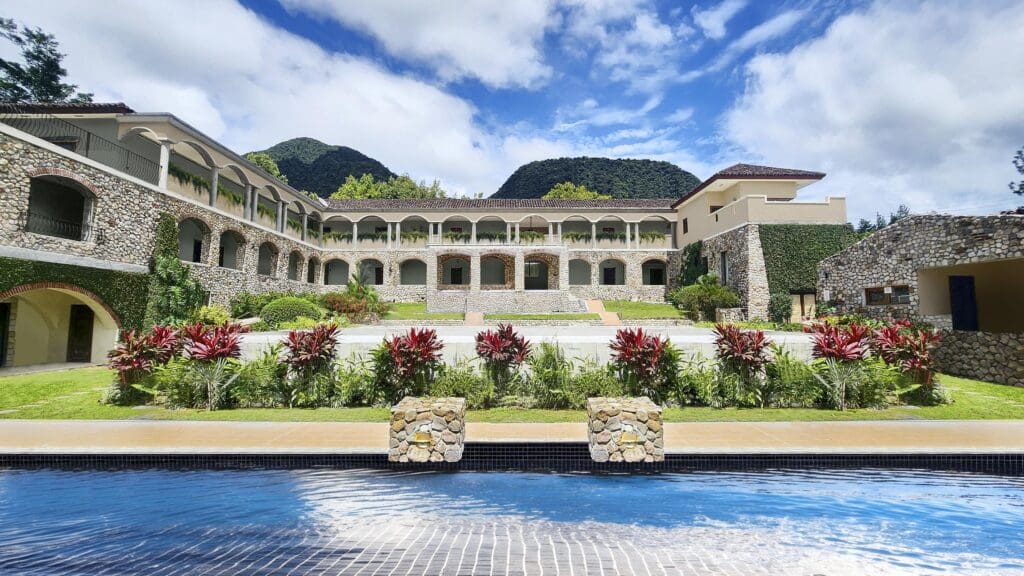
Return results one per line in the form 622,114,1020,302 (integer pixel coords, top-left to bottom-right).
0,468,1021,575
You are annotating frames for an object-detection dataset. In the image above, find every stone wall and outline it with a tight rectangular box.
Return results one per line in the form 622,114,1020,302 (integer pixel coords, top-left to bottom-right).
389,397,466,463
933,330,1024,387
818,215,1024,322
587,397,664,463
702,224,770,319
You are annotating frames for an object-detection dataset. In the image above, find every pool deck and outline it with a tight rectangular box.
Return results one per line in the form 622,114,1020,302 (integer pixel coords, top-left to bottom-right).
1,420,1023,454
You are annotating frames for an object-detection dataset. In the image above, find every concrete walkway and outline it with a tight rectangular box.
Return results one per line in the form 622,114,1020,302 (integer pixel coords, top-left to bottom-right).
586,299,621,326
2,420,1022,454
0,362,96,377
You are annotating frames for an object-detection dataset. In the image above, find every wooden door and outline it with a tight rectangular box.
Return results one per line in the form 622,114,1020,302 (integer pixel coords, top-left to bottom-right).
0,303,9,366
66,304,94,362
603,266,617,285
949,275,978,331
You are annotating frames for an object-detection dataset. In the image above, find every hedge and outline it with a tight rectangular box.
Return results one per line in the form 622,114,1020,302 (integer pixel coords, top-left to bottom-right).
0,257,150,329
758,224,858,295
678,240,707,286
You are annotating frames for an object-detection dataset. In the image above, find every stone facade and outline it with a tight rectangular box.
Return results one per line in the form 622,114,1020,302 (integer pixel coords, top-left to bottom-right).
702,224,770,320
933,330,1024,388
388,397,466,463
587,397,664,463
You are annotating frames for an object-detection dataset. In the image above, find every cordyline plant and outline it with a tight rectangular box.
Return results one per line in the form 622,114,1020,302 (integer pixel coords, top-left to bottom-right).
806,322,870,410
281,323,340,407
713,324,771,407
475,324,531,397
107,325,181,387
181,322,246,410
871,320,942,387
373,327,444,403
608,327,677,403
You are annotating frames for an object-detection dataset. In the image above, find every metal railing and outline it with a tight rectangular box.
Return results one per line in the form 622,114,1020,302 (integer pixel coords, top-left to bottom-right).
0,104,160,184
21,210,104,243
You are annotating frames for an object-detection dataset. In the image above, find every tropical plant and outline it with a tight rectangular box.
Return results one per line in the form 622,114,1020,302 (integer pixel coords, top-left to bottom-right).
372,328,444,403
233,344,287,408
189,304,232,327
638,231,667,242
431,359,493,409
595,232,625,241
668,273,741,321
443,231,471,242
608,327,678,403
260,296,324,328
807,322,870,362
322,276,389,323
282,323,340,407
813,358,864,411
561,231,592,242
763,344,821,408
525,342,574,408
181,323,245,410
333,354,379,407
712,324,772,407
475,324,531,397
518,230,545,242
768,293,793,324
475,231,507,242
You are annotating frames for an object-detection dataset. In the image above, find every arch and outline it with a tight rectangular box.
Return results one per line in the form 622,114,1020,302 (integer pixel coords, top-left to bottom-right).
481,254,512,287
307,256,321,284
177,217,211,263
524,253,558,290
290,199,307,215
217,229,245,270
324,259,350,285
287,251,303,281
359,258,385,286
474,216,508,242
440,215,472,240
356,215,388,244
399,258,427,285
220,163,251,188
25,174,97,241
568,259,592,285
599,258,626,285
438,253,470,286
559,215,594,242
642,258,668,286
0,283,121,367
257,241,279,276
171,140,216,168
120,126,162,143
398,215,429,244
262,184,282,202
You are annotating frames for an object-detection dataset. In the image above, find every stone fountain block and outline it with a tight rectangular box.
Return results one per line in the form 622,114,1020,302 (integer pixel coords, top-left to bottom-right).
388,397,466,463
587,397,664,463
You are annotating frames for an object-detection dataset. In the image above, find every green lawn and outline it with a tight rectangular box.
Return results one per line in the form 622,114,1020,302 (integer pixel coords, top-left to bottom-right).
1,368,1022,422
483,313,601,321
384,302,464,321
603,300,686,319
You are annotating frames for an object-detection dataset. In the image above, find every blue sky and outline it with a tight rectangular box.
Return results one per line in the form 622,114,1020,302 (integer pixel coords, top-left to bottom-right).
4,0,1024,220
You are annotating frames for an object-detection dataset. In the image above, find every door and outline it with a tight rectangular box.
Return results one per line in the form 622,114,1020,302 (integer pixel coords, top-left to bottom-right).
949,275,978,331
374,266,384,285
66,304,94,362
192,239,203,263
603,266,617,285
450,267,463,285
0,303,9,367
649,268,665,286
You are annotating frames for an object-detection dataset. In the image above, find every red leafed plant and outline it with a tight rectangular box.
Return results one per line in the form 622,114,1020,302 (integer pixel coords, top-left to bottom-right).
609,328,677,402
899,330,942,386
476,324,531,397
374,328,444,402
807,322,869,362
107,326,181,386
284,323,340,376
713,323,770,373
180,322,247,410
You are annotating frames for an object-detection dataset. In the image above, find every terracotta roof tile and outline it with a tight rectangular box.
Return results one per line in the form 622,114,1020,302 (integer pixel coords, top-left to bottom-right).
670,163,825,208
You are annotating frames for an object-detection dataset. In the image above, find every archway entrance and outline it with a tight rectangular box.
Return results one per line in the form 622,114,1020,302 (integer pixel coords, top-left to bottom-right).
524,254,557,290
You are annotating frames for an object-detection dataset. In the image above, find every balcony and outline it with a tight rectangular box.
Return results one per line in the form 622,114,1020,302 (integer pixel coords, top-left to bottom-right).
708,195,847,234
22,210,103,243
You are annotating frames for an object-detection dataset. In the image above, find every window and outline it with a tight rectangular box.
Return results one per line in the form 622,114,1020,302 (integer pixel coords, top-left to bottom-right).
710,205,722,213
682,218,688,234
719,252,729,284
865,286,910,306
602,227,615,233
26,177,93,241
525,262,540,278
450,226,463,233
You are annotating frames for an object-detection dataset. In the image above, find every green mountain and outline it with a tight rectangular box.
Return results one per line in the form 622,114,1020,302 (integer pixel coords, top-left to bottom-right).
493,157,701,199
254,137,396,198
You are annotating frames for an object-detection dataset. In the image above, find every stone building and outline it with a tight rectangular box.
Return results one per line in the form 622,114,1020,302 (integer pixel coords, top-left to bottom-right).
817,215,1024,386
0,103,846,368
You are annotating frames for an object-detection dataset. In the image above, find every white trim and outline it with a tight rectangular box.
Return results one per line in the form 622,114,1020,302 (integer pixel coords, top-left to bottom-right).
0,245,148,273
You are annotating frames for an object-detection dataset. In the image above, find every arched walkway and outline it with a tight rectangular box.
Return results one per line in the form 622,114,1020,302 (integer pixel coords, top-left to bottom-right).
257,242,278,276
178,218,210,263
218,230,245,270
438,254,470,287
642,259,667,285
287,251,303,281
481,254,512,288
307,257,321,284
324,259,349,285
599,258,625,285
525,253,558,290
400,259,427,285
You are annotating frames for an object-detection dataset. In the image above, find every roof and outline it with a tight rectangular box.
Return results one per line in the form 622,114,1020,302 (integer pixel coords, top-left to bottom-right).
0,102,135,114
670,163,825,208
326,198,677,211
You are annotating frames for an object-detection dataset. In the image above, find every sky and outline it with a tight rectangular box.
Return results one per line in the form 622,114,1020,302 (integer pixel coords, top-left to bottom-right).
3,0,1024,220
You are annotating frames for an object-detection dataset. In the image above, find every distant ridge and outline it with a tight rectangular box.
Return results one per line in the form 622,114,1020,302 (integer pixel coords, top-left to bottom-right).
493,157,701,199
254,137,396,198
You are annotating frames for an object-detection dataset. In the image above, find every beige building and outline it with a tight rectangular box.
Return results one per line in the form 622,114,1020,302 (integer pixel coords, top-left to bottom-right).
0,103,846,367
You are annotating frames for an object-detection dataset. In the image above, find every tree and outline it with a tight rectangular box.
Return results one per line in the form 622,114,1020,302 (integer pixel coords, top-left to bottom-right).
854,204,911,237
331,173,446,200
1011,146,1023,196
244,151,288,184
542,181,612,200
0,18,92,103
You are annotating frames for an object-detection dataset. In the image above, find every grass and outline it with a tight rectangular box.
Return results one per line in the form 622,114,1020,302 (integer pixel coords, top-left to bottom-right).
383,302,464,321
603,300,686,319
696,320,805,332
1,369,1022,422
483,313,601,321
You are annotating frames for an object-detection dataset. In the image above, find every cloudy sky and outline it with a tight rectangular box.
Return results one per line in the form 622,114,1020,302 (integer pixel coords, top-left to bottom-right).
4,0,1023,219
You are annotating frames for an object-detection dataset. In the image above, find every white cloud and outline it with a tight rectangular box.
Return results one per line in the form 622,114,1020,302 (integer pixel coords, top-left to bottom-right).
724,0,1024,219
692,0,748,40
279,0,558,89
554,96,663,131
666,107,695,123
708,9,807,72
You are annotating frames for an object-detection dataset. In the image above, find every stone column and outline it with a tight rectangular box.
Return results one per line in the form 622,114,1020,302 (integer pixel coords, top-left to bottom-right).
471,221,477,245
591,222,597,249
470,253,481,291
558,254,569,290
209,166,219,207
389,397,466,463
626,220,631,250
591,255,600,286
352,221,358,249
386,222,392,250
157,140,172,189
548,222,553,243
514,252,525,291
426,253,438,289
318,220,324,246
515,223,521,242
506,222,512,243
244,185,255,221
301,212,308,242
395,221,401,248
557,221,562,242
277,201,286,232
587,397,664,463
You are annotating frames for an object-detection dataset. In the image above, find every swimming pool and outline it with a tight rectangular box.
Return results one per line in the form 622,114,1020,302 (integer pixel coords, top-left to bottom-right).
1,468,1021,575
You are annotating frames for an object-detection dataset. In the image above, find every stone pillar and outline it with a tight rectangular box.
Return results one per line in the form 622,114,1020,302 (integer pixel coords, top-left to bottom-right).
558,254,569,290
591,222,597,249
352,221,358,249
244,185,255,221
277,201,286,232
318,220,324,246
626,220,631,250
515,223,521,242
301,212,308,242
471,221,477,245
209,166,219,206
547,222,553,242
395,221,401,248
514,252,525,291
157,140,172,189
556,221,562,242
506,222,512,243
470,252,481,291
587,397,663,463
427,253,438,288
591,256,600,286
389,397,466,463
386,222,392,249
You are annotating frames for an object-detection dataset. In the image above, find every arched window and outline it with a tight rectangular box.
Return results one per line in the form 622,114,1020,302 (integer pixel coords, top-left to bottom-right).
324,260,349,285
257,242,278,276
360,259,385,285
569,259,591,285
400,259,427,285
287,251,302,281
218,231,244,269
642,259,667,285
178,218,210,263
26,176,94,241
307,257,321,283
599,259,625,285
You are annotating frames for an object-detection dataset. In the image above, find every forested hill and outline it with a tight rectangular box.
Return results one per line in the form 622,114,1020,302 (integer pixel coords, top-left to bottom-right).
493,157,701,199
254,137,396,198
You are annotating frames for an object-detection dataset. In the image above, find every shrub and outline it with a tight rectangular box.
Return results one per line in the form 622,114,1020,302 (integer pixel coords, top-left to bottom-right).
525,342,575,408
764,344,820,408
106,326,180,391
712,324,772,407
768,293,793,324
322,277,389,323
680,355,735,408
372,328,444,403
475,324,531,398
260,296,324,328
431,359,493,409
147,357,202,409
608,327,678,404
230,291,321,319
807,322,870,361
233,345,287,408
668,274,740,320
276,316,322,330
813,358,864,411
281,323,340,407
189,304,232,326
181,323,245,410
565,357,623,409
146,255,206,325
333,354,379,407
